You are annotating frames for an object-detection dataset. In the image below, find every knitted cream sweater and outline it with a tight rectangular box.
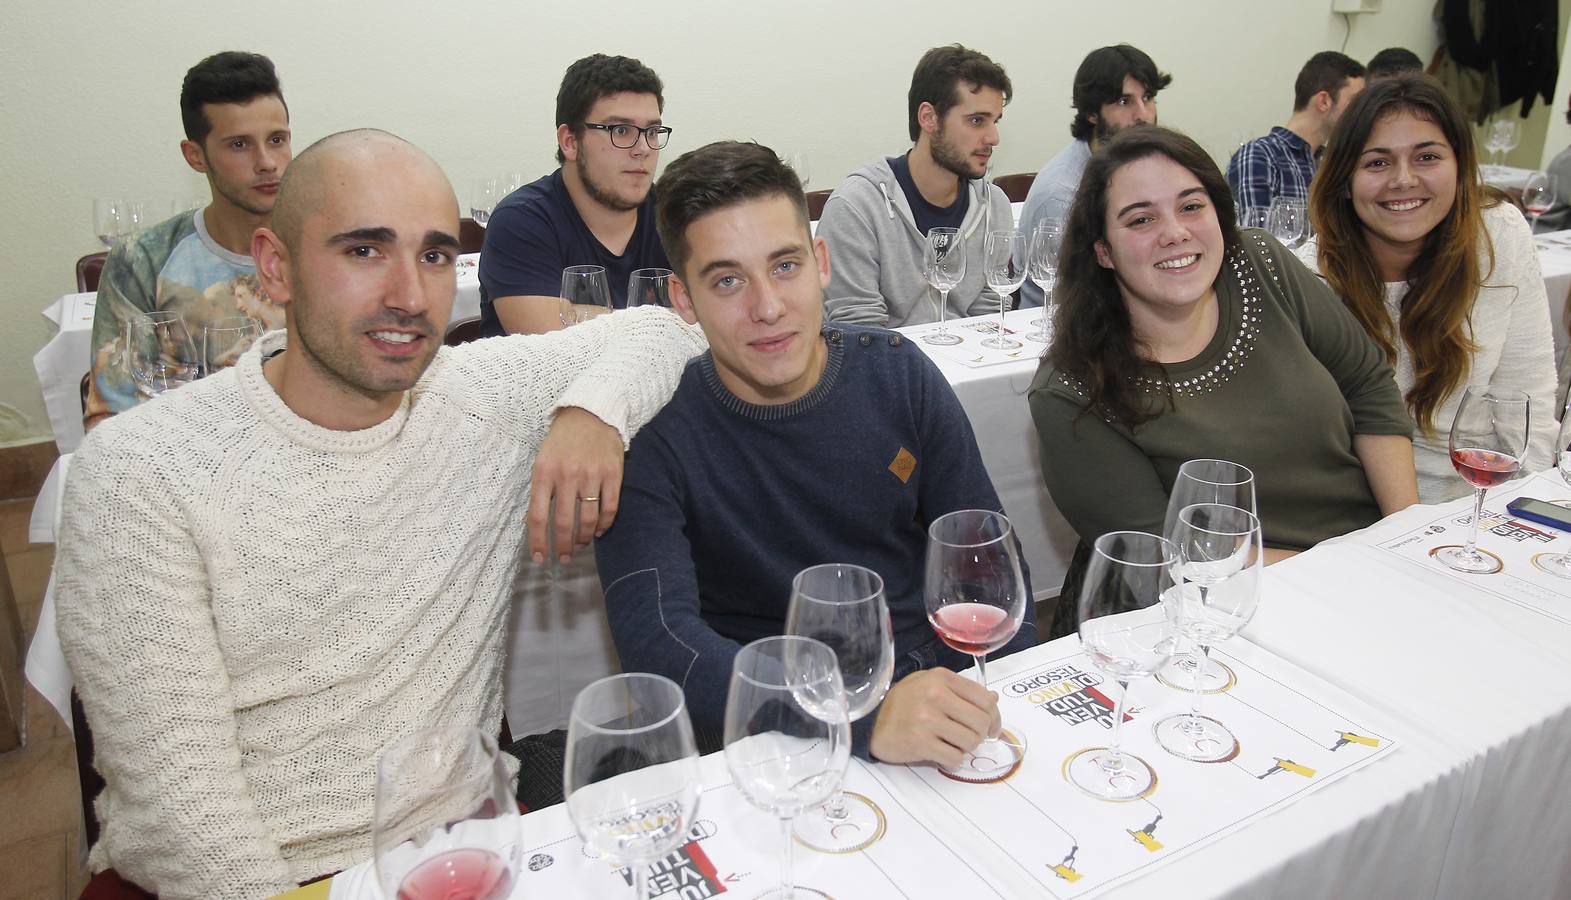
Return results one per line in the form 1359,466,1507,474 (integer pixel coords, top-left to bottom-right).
55,307,706,899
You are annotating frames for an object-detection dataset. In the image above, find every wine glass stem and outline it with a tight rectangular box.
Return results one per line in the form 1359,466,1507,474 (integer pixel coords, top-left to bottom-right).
1107,678,1131,763
1465,487,1487,559
937,287,950,336
974,652,989,691
634,862,649,899
779,815,796,895
998,287,1008,334
1189,642,1211,719
824,788,849,822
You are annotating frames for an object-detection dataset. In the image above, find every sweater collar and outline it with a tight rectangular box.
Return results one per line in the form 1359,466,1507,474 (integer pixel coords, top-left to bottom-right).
235,330,415,454
698,327,847,421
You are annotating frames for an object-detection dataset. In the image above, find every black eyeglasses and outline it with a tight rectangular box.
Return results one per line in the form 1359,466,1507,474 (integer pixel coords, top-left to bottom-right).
583,122,672,150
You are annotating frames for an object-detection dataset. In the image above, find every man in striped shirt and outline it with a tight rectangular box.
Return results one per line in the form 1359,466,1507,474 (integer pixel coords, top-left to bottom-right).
1227,52,1366,227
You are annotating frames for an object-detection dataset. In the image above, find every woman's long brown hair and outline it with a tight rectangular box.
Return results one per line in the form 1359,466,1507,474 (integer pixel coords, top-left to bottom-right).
1309,74,1492,435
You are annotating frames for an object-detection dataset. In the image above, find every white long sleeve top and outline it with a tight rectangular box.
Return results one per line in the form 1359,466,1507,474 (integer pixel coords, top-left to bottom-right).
54,307,706,899
1299,202,1561,503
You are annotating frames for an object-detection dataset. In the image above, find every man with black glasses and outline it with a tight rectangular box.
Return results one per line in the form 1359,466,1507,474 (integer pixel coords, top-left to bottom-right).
479,54,674,335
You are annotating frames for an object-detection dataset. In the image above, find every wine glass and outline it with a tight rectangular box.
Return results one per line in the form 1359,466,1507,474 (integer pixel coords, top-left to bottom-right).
1153,504,1263,762
373,725,521,900
1026,220,1062,342
1482,121,1506,174
627,267,674,310
565,673,701,900
125,311,200,399
1498,119,1521,167
1238,207,1272,232
785,563,894,853
724,636,850,899
924,509,1029,782
1434,387,1530,574
94,198,130,248
559,265,613,327
921,226,966,346
785,152,812,189
201,316,262,376
1157,459,1256,693
1523,172,1557,233
470,177,499,227
1068,531,1179,801
1267,198,1306,248
1534,405,1571,578
982,229,1025,350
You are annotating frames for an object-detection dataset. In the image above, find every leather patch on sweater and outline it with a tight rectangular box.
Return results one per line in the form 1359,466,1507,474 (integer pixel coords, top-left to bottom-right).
888,447,917,483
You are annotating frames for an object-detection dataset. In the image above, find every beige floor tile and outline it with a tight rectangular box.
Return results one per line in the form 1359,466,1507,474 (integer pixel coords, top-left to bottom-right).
0,830,67,900
0,498,35,555
0,733,82,853
6,546,55,638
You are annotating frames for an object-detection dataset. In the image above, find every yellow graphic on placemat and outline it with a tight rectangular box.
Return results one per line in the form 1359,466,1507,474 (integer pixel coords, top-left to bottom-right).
1052,863,1084,883
1257,757,1316,779
888,447,917,483
1131,829,1163,851
1332,731,1379,750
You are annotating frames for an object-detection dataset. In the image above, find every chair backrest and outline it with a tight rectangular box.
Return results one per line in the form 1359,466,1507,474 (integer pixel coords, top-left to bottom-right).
77,252,108,293
806,190,832,221
993,173,1036,203
459,218,485,254
444,316,484,346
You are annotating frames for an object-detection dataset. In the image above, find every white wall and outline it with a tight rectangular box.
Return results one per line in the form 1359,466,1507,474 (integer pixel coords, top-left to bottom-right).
0,0,1446,446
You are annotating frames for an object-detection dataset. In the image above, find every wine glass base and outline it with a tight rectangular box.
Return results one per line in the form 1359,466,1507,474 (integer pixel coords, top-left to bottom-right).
937,728,1026,784
1531,552,1571,579
1153,713,1240,762
1024,330,1050,343
979,336,1022,350
1156,655,1237,694
752,888,833,899
1061,747,1158,801
921,332,963,346
1430,544,1504,575
791,792,888,854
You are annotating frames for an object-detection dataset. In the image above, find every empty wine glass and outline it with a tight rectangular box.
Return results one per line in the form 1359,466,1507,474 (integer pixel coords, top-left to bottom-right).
125,311,200,399
565,673,701,900
1523,172,1557,233
1026,220,1062,342
201,316,262,375
1498,118,1521,165
373,725,521,900
627,267,674,310
560,265,613,327
1434,386,1530,574
924,509,1029,782
982,229,1025,350
471,177,499,227
724,636,849,899
1069,531,1179,801
1267,198,1306,248
94,198,131,248
1482,120,1507,173
785,563,894,853
922,226,966,346
785,152,812,189
1238,207,1272,232
1153,504,1263,762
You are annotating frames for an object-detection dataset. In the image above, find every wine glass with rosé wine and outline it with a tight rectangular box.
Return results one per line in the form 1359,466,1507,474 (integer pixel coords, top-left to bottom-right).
924,509,1030,783
1434,386,1530,575
374,726,521,900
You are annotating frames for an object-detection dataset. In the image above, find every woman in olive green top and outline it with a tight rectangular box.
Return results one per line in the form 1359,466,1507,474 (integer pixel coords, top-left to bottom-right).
1029,126,1418,637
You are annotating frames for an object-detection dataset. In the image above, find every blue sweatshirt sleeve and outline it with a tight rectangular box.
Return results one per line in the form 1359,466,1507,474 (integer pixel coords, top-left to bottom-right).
594,424,742,749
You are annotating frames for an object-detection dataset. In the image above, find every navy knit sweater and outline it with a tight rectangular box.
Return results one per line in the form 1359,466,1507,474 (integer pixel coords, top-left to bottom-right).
595,324,1036,755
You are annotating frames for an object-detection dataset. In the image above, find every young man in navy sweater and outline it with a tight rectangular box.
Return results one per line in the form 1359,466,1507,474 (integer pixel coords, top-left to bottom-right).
594,140,1035,768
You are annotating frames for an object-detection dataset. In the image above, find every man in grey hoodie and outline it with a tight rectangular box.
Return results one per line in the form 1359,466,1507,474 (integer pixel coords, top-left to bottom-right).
818,45,1014,329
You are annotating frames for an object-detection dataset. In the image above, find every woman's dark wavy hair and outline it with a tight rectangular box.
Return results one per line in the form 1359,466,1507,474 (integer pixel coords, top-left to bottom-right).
1047,125,1239,428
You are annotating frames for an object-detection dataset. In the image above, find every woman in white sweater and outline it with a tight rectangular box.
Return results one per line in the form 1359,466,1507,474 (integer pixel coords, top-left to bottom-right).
1299,75,1559,503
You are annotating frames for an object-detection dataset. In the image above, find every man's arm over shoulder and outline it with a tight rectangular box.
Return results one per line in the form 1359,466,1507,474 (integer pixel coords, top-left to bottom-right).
819,183,891,326
55,425,295,898
594,427,740,744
